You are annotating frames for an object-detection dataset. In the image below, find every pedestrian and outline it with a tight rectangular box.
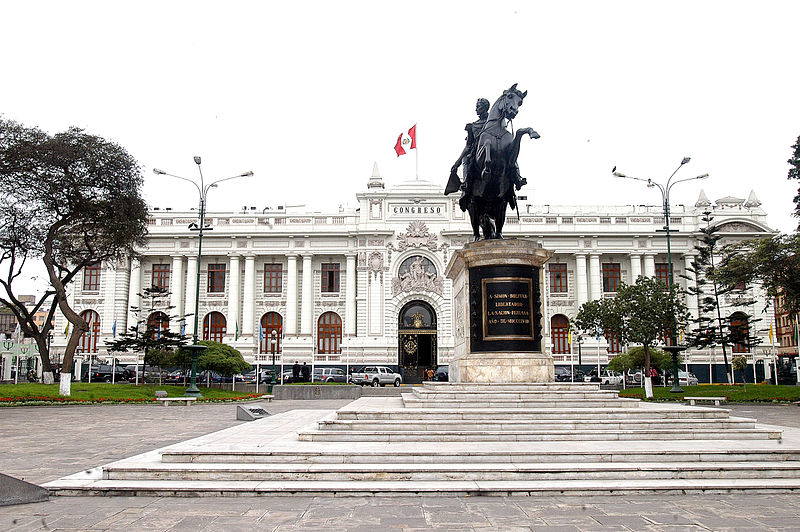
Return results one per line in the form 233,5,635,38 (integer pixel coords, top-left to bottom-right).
301,362,310,383
426,368,434,381
292,361,300,383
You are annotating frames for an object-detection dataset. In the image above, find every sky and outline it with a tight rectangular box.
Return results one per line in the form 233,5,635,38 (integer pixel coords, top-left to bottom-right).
3,1,799,293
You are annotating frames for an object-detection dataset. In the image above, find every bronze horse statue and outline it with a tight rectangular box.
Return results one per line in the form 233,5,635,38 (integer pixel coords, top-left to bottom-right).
447,84,539,241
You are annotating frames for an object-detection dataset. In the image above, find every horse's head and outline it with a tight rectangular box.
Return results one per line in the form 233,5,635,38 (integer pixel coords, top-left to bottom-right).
499,83,527,120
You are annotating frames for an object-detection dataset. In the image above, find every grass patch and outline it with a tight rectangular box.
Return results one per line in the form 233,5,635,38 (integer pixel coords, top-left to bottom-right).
0,383,260,406
619,384,800,403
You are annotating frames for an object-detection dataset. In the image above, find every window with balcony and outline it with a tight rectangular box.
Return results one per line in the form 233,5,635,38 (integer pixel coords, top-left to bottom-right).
151,264,170,290
264,263,283,293
207,263,226,293
602,263,621,293
549,263,568,293
321,263,340,293
83,264,100,291
551,314,570,354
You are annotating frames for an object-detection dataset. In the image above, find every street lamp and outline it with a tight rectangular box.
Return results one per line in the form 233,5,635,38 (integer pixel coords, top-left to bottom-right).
270,329,277,375
612,158,709,393
153,158,253,397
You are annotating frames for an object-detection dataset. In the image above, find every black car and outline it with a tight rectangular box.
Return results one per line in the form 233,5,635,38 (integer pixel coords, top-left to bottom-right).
82,364,131,383
433,365,449,382
554,366,584,382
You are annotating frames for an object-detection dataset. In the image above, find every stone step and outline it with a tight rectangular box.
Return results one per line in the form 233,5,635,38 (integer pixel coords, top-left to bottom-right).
336,408,731,421
48,477,800,496
400,398,639,409
103,461,800,482
409,391,621,400
317,418,758,432
298,428,781,442
422,383,602,391
160,447,800,464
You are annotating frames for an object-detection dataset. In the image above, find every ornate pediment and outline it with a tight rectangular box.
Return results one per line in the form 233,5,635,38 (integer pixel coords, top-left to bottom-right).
392,255,443,296
716,222,763,233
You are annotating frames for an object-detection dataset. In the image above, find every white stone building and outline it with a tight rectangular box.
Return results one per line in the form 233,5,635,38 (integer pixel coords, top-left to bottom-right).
51,166,777,383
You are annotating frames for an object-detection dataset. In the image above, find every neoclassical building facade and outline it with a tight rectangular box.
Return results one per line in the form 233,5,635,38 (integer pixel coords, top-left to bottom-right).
52,166,777,383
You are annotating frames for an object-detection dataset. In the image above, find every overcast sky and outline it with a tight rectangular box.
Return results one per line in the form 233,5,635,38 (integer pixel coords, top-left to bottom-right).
3,1,799,277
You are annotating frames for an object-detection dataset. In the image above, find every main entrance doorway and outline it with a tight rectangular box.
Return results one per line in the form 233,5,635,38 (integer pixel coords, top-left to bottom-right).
398,300,437,384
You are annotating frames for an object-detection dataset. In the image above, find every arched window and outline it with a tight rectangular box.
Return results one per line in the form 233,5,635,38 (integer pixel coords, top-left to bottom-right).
730,312,750,353
78,310,100,354
203,312,227,342
317,312,342,354
147,312,170,340
551,314,570,354
259,312,283,354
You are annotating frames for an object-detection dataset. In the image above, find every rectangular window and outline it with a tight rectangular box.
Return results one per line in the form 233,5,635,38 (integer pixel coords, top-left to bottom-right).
83,264,100,291
151,264,171,290
264,263,283,293
602,263,621,293
655,263,670,286
207,263,226,293
321,263,340,293
549,263,568,293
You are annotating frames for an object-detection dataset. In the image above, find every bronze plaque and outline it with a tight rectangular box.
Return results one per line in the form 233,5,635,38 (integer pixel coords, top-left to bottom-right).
482,277,534,340
468,264,542,353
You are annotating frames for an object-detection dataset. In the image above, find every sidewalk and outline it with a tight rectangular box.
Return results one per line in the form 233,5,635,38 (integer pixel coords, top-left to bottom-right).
2,400,800,530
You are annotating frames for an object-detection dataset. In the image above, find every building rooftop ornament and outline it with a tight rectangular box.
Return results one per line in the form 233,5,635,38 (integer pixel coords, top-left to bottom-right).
715,196,745,207
744,190,762,207
367,162,384,189
694,189,711,207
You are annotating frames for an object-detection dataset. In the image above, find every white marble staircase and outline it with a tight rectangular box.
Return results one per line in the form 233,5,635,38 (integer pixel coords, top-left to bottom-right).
45,383,800,496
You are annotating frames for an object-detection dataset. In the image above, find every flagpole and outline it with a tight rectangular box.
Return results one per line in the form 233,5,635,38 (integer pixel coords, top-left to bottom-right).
415,123,419,180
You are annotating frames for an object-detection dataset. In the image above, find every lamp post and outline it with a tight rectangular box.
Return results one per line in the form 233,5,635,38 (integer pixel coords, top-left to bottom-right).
270,329,277,375
153,158,253,397
612,158,709,393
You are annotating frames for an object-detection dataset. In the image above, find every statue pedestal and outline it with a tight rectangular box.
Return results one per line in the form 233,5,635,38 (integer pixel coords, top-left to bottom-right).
445,239,554,383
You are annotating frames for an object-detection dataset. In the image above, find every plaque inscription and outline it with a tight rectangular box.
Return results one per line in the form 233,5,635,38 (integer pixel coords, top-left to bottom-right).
482,277,534,340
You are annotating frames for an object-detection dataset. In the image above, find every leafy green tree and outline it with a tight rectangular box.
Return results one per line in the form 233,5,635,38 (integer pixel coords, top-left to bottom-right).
105,287,188,384
575,276,687,398
788,135,800,226
0,118,148,394
607,346,674,376
732,355,748,391
195,341,251,378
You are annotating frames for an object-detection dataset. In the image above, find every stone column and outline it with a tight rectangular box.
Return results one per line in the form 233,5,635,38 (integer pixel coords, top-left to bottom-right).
285,254,298,336
242,255,256,336
575,254,588,307
185,256,198,338
684,254,699,323
102,264,117,335
227,255,241,338
170,255,184,332
588,254,601,301
629,253,642,284
345,253,357,336
643,253,656,278
300,254,313,336
126,259,141,332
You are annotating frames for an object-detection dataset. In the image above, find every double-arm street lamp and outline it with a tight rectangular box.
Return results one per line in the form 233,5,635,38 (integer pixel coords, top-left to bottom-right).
153,158,253,397
612,158,709,393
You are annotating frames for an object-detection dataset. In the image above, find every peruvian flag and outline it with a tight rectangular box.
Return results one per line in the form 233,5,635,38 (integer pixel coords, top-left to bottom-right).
394,124,417,157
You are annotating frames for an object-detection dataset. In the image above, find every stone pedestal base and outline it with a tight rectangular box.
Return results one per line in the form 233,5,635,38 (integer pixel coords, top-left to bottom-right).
450,352,554,383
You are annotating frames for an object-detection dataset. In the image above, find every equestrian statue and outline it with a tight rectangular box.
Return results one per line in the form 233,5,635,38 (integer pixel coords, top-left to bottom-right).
445,84,539,241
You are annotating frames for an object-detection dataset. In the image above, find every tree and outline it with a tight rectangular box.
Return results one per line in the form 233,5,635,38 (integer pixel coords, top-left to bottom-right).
0,119,148,394
105,287,188,384
788,135,800,226
714,232,800,317
575,276,688,398
732,355,748,391
682,212,737,384
194,341,251,383
607,346,674,376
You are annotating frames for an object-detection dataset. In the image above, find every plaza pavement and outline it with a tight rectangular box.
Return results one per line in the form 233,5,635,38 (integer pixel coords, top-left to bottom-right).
2,399,800,530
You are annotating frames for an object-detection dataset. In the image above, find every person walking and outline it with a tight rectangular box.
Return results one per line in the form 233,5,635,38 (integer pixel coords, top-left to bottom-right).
301,362,310,383
292,361,300,383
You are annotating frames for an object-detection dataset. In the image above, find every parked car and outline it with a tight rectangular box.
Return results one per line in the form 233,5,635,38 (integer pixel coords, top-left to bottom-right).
433,365,449,382
554,367,584,382
665,370,699,386
351,366,403,387
164,371,185,384
312,367,348,383
81,364,131,383
584,369,623,385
